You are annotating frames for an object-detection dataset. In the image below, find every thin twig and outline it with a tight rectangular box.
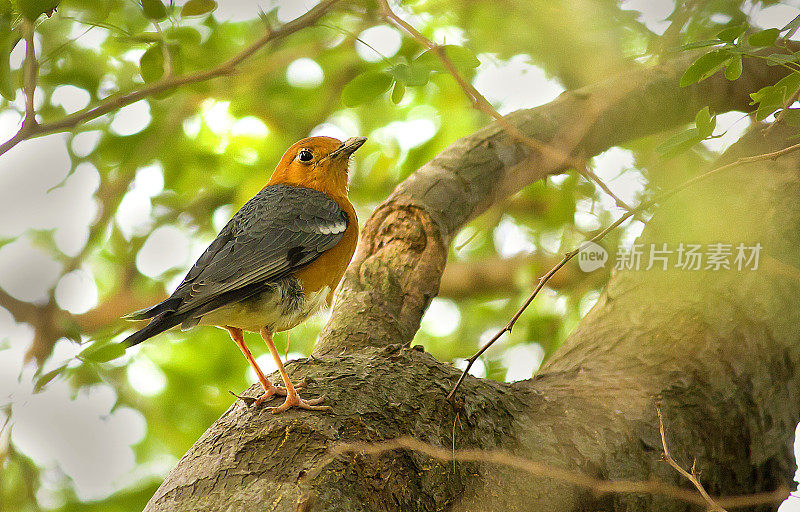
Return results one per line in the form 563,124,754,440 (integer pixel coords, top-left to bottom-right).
656,402,727,512
379,0,649,222
377,0,582,171
21,19,38,131
329,437,788,508
377,0,643,267
447,139,800,400
0,0,341,158
152,22,173,78
378,2,647,395
575,164,637,214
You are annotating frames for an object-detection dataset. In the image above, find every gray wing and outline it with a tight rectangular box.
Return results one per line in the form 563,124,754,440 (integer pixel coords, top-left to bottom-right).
172,184,347,315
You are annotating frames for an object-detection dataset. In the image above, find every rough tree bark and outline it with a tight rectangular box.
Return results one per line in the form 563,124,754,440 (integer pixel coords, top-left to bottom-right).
143,53,800,511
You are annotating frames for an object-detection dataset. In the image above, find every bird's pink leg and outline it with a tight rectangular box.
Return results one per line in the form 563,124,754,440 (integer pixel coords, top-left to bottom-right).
226,326,286,405
260,327,330,413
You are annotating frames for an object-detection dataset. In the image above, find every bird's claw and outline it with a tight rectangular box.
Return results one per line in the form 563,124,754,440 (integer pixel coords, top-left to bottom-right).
269,394,330,414
229,390,260,406
229,380,291,407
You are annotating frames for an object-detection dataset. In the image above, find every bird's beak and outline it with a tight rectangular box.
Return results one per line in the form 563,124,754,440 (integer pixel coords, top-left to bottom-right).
328,136,367,160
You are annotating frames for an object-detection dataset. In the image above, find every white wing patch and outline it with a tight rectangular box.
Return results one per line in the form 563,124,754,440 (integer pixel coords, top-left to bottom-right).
317,219,346,235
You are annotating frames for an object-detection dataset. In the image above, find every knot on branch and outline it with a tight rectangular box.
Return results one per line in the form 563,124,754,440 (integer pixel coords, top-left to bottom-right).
315,202,446,355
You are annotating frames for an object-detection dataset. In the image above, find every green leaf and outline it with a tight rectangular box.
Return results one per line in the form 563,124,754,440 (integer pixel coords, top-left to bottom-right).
680,50,731,87
16,0,60,20
389,62,429,86
34,364,66,392
678,39,724,51
413,45,480,74
164,26,201,45
141,0,167,21
756,100,781,121
750,85,777,104
181,0,216,17
139,43,182,83
725,54,742,80
78,342,126,363
766,53,797,66
118,32,161,43
140,44,164,82
775,71,800,93
656,127,702,159
751,85,784,120
783,108,800,127
694,106,716,138
341,71,392,106
716,23,747,43
0,15,15,100
782,14,800,34
391,81,404,104
748,28,779,47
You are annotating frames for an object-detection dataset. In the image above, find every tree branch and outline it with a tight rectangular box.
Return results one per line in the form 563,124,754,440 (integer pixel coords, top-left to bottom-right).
448,138,800,398
377,0,635,220
145,61,800,512
316,46,793,355
656,402,727,512
330,437,787,509
0,0,341,158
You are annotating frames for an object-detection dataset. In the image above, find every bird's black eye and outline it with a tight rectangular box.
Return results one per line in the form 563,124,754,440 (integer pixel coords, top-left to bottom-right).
298,149,313,162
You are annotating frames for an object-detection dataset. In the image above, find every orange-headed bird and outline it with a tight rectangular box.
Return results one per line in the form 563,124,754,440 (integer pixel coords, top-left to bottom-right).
123,136,365,413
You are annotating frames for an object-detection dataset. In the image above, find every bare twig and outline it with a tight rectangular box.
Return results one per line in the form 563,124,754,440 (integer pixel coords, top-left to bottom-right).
21,19,38,131
152,22,173,78
376,0,581,170
379,0,646,221
656,402,727,512
377,2,650,397
447,140,800,400
574,164,638,215
330,437,788,508
0,0,341,158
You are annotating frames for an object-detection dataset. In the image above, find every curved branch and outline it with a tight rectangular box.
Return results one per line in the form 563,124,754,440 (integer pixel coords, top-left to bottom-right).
0,0,342,157
314,48,792,355
145,53,800,512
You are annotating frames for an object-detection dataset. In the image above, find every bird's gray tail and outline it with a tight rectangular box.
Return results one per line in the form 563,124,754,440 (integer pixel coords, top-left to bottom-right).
122,312,187,347
122,297,184,347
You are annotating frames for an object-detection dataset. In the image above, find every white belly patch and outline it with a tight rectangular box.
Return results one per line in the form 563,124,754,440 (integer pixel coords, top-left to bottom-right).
196,279,330,333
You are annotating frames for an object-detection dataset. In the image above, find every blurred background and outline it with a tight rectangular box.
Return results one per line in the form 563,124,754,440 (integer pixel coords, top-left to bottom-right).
0,0,798,510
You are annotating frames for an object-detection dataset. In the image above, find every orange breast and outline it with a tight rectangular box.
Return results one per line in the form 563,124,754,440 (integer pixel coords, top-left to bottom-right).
293,196,358,303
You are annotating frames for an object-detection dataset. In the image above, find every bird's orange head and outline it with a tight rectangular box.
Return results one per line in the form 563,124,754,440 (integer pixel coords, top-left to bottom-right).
267,136,366,198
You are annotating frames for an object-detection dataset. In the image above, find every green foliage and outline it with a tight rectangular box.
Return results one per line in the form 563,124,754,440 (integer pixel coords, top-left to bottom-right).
674,12,800,154
748,27,779,47
341,70,392,106
680,49,734,86
140,0,166,21
15,0,60,20
750,72,800,120
656,107,717,159
139,43,182,83
181,0,216,17
0,12,15,100
343,44,480,106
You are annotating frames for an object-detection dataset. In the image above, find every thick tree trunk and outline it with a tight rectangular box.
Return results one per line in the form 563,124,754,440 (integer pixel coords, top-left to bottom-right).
143,54,799,511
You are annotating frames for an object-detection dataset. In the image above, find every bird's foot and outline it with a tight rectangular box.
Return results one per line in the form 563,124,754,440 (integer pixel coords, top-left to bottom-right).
230,379,308,407
269,393,330,414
